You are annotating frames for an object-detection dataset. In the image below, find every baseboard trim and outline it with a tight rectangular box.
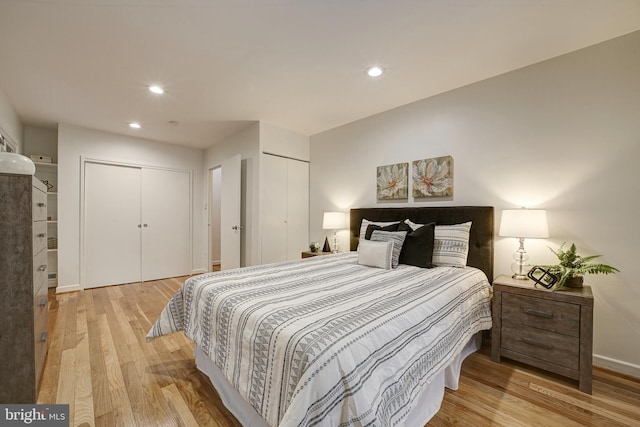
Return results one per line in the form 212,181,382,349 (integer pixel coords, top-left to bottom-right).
56,284,82,294
594,353,640,378
191,268,207,275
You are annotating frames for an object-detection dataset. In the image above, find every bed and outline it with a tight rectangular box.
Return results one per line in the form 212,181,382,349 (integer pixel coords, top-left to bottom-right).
148,206,494,427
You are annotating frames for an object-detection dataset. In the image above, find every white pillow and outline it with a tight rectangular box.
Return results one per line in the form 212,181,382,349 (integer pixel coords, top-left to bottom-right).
357,240,394,269
359,219,400,240
370,230,408,268
404,219,424,231
432,222,472,268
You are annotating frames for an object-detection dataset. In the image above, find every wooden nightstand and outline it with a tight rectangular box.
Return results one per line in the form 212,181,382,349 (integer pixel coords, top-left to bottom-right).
301,251,333,258
491,274,594,394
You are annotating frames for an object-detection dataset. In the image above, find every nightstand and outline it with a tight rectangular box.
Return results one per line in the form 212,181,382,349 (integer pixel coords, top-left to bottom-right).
491,274,594,394
301,251,333,258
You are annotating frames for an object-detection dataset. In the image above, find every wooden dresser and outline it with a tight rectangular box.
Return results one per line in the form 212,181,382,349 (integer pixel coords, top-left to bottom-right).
491,275,594,394
0,173,49,403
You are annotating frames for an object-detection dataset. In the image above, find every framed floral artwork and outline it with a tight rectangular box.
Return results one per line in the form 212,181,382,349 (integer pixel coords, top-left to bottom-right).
412,155,453,198
376,162,408,200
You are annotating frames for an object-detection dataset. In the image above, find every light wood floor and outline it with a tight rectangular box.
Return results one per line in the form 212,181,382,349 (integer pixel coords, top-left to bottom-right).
39,277,640,427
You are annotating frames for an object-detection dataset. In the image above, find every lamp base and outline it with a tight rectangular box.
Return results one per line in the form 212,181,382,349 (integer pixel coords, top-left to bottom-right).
511,273,529,280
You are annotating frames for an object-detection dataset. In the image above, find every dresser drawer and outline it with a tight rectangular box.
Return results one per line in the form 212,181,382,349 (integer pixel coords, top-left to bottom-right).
33,306,48,387
502,293,580,337
32,187,47,221
33,249,48,291
502,323,579,370
33,221,47,255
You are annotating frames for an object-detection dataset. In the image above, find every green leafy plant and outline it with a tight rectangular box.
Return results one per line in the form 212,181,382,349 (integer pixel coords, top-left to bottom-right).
542,243,619,290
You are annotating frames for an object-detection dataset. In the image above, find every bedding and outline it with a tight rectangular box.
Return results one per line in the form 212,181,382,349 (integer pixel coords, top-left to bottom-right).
147,252,492,427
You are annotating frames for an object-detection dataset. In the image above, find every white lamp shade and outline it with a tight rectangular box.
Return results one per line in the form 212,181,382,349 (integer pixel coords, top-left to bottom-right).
499,209,549,238
323,211,347,230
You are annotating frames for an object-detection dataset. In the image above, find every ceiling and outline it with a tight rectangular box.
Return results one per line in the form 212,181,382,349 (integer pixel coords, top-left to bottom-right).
1,0,639,149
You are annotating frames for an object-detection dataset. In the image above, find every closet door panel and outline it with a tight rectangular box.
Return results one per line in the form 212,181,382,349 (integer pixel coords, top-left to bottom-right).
261,155,287,264
84,162,141,288
141,168,190,281
286,160,309,261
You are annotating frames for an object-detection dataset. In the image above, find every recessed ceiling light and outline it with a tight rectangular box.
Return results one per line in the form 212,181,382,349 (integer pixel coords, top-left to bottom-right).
149,85,164,94
129,122,141,129
365,66,384,77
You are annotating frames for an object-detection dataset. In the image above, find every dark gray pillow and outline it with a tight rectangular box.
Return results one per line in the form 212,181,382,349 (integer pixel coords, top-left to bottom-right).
397,222,435,268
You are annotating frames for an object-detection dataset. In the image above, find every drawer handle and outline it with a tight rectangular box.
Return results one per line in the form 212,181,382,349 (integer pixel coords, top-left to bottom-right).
40,332,48,343
522,336,553,350
37,233,46,238
37,202,46,207
39,298,47,307
38,265,47,272
523,308,553,318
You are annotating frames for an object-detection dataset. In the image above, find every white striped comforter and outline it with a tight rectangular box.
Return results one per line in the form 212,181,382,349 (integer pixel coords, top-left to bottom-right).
147,253,492,427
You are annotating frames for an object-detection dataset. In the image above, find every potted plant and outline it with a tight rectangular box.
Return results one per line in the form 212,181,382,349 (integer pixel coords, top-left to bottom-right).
542,243,619,290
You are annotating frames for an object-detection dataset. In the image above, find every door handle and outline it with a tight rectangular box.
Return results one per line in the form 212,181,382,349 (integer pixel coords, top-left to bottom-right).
232,225,244,231
143,224,148,228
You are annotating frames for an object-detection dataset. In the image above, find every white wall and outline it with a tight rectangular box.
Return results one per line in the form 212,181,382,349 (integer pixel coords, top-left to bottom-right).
23,126,58,161
310,31,640,376
57,123,206,291
260,121,310,161
0,88,22,151
204,123,260,267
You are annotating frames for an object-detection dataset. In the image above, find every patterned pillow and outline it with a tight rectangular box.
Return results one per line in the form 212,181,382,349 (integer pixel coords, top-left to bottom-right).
432,222,472,268
357,240,394,269
359,219,400,241
370,230,408,268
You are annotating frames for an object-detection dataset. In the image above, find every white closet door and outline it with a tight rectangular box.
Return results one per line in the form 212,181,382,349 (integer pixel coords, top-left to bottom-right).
261,154,288,264
221,154,242,270
84,162,141,288
286,160,309,260
141,168,190,281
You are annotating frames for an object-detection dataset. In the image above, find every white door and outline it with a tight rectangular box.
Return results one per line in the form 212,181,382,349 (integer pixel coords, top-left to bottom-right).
286,160,309,260
141,168,191,281
220,154,242,270
84,162,141,288
261,154,288,264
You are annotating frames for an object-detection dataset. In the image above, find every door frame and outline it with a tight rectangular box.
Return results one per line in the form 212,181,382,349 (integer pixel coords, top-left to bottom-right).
79,156,193,289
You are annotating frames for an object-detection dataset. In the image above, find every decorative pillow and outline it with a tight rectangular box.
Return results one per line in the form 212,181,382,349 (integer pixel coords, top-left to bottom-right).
432,222,472,268
370,230,408,268
403,219,425,231
359,219,400,241
357,240,393,269
365,223,400,240
397,222,435,268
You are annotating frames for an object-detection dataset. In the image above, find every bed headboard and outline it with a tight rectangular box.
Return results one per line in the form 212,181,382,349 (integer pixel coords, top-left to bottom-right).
350,206,494,280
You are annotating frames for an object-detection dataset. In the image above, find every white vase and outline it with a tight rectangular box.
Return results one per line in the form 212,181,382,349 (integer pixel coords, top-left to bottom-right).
0,153,36,175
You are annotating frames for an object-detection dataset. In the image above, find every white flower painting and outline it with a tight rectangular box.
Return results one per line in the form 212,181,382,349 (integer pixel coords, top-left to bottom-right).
412,156,453,198
376,162,408,200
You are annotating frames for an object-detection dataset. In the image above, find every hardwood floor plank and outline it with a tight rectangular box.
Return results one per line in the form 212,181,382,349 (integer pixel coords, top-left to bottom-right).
39,277,640,427
74,307,96,427
162,383,201,427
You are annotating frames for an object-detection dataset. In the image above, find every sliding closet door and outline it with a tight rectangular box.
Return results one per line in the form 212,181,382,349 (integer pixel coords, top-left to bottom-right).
141,168,190,281
84,162,141,288
261,154,288,264
286,160,309,260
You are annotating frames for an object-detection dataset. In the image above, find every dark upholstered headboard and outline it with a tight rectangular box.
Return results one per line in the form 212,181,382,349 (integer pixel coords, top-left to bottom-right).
350,206,494,280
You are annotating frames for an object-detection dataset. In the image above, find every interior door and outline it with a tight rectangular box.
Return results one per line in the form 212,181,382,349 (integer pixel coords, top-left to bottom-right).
286,159,309,260
220,154,241,270
261,154,288,264
141,168,191,281
84,162,141,288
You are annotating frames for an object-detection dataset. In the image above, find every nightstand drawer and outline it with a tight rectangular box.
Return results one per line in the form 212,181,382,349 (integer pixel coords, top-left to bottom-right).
502,324,579,370
502,293,580,337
